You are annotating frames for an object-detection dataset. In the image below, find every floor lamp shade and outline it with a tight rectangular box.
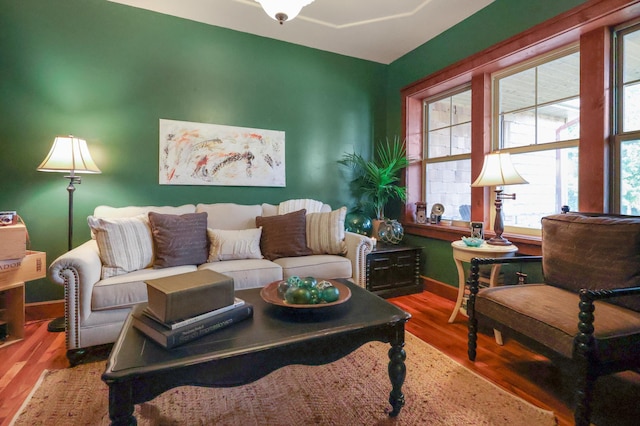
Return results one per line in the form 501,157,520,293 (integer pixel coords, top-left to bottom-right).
471,152,527,246
37,136,101,174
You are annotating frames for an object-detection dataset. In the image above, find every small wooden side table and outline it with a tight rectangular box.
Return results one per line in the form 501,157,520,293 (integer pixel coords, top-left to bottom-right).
449,241,517,343
366,243,422,298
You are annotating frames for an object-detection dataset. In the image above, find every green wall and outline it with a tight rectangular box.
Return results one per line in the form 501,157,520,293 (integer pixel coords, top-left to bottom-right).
1,0,589,302
0,0,386,302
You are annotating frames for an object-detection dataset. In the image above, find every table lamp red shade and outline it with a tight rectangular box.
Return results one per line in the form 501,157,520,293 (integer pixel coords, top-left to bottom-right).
471,152,528,246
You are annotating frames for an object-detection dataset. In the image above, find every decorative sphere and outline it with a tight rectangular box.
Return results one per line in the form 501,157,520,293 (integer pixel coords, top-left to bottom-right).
379,219,404,244
320,285,340,303
277,280,291,298
345,212,373,236
285,286,312,304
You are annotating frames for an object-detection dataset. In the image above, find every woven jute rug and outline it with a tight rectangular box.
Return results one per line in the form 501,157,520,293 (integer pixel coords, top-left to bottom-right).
11,333,556,425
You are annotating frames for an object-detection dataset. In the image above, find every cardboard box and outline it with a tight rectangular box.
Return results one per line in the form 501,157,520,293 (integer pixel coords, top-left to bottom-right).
0,224,26,261
0,251,46,288
145,269,235,323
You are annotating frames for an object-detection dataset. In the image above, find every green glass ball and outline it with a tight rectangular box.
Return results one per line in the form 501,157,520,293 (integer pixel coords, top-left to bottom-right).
379,219,404,244
345,212,373,236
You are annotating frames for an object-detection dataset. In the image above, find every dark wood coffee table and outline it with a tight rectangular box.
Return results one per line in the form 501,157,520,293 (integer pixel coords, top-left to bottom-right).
102,279,411,425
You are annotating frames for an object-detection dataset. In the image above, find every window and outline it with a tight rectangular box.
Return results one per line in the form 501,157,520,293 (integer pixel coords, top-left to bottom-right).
492,46,580,231
613,23,640,214
423,87,472,221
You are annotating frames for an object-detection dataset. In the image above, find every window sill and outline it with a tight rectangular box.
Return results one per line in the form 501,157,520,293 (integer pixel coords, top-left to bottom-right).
402,222,541,255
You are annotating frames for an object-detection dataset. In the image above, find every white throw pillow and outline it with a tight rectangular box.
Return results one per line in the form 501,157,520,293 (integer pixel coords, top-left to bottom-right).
207,227,263,262
87,214,154,279
306,207,347,255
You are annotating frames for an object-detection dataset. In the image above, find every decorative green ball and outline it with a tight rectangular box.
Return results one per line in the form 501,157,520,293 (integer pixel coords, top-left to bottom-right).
345,212,373,236
277,280,291,298
320,285,340,303
285,286,311,304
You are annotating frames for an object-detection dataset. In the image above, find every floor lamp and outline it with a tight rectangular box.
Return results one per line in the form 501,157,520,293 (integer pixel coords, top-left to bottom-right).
37,135,101,332
471,152,528,246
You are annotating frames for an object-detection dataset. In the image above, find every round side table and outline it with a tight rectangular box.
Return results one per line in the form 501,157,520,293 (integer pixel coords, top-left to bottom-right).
449,240,518,343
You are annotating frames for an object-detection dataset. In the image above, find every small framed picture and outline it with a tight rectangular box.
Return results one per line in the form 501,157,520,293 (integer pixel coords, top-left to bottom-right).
470,222,484,239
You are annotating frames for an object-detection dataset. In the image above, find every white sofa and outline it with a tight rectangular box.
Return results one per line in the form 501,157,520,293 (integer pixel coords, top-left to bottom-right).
49,201,373,359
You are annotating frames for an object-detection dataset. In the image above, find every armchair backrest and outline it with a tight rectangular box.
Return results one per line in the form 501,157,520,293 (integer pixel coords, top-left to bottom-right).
541,213,640,312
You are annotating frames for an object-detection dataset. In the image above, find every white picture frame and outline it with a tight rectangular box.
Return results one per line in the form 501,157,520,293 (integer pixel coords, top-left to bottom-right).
159,119,285,187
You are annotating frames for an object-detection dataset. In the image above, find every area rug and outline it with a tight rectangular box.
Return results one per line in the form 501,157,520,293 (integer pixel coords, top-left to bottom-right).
11,333,556,425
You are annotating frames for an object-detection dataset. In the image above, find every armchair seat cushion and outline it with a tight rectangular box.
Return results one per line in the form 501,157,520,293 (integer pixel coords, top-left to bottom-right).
477,284,640,359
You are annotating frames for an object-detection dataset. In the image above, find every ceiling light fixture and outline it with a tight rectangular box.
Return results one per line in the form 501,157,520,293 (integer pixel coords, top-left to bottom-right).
255,0,315,25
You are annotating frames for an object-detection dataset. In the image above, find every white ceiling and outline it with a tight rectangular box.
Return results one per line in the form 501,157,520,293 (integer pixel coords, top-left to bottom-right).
108,0,494,64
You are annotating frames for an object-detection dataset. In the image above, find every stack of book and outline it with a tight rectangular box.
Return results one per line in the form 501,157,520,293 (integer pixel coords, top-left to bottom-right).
131,298,252,349
131,270,253,349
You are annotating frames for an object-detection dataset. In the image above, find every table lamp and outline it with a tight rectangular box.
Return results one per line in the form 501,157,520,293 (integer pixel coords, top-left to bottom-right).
37,135,101,332
471,152,527,246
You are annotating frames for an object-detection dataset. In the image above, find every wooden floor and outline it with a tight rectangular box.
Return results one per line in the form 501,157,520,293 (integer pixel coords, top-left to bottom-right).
1,291,638,425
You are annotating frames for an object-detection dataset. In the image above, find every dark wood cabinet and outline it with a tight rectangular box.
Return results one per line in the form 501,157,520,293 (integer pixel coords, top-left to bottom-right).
366,243,422,298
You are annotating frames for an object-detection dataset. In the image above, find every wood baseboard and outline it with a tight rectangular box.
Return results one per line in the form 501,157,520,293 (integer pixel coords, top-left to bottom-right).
421,276,457,302
25,300,64,322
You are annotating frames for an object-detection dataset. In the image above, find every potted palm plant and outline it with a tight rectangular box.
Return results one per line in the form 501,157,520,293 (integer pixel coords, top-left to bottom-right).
339,137,411,239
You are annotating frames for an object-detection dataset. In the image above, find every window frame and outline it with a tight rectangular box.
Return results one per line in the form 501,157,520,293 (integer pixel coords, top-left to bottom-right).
491,44,581,236
612,20,640,213
422,85,473,222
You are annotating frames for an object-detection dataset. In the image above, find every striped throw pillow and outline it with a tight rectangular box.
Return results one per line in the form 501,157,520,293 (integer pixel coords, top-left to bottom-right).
88,215,154,279
306,207,347,255
207,227,263,262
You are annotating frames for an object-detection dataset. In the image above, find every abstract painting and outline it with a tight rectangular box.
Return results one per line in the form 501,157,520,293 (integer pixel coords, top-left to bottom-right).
159,119,285,187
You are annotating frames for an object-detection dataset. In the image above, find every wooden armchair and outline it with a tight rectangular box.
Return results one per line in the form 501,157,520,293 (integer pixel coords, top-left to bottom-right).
467,213,640,426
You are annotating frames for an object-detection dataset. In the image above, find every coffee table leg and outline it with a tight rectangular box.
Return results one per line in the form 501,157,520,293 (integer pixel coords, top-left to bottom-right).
387,339,406,417
108,382,137,425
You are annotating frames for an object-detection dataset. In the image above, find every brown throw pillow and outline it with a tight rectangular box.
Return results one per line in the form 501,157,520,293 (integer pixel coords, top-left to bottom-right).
148,212,209,268
256,209,312,261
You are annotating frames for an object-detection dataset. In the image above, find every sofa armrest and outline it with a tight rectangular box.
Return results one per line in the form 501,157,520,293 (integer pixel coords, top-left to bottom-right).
49,240,102,349
344,231,374,288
